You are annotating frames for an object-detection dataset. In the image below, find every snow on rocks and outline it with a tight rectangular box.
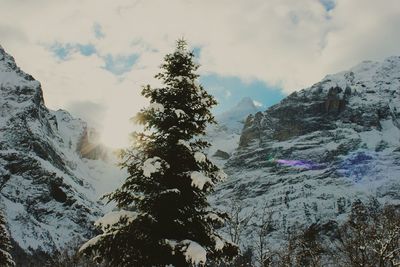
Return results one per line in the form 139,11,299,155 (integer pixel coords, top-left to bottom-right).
190,171,213,190
215,169,227,181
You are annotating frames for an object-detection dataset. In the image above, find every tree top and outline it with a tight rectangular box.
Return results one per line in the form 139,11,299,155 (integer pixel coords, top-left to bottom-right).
176,38,188,51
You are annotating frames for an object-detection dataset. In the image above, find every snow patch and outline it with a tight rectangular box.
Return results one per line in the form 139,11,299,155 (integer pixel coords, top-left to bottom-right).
190,171,212,190
201,98,209,106
213,236,224,251
178,139,191,150
205,212,225,224
194,152,206,163
174,109,185,118
79,235,103,253
161,188,181,194
181,240,207,265
142,157,163,177
215,169,227,181
150,103,165,113
95,210,137,231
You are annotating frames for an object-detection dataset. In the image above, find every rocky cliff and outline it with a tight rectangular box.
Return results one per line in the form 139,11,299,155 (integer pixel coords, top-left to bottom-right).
0,46,124,264
213,56,400,247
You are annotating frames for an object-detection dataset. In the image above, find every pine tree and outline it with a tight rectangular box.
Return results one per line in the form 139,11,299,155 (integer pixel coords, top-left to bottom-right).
0,209,15,267
80,39,238,266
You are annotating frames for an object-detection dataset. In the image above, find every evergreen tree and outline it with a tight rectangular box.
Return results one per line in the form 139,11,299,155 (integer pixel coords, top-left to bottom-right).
80,39,237,266
0,209,15,267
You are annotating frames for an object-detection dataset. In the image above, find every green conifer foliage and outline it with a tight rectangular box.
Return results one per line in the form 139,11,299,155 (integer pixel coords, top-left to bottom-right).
80,39,237,266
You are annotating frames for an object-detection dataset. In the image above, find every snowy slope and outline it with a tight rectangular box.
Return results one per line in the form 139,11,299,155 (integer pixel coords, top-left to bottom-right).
212,56,400,248
0,45,124,257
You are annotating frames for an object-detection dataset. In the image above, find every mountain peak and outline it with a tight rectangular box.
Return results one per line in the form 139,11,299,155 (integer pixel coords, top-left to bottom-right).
0,45,124,263
0,45,43,106
318,55,400,94
217,97,259,125
0,45,18,70
236,97,256,109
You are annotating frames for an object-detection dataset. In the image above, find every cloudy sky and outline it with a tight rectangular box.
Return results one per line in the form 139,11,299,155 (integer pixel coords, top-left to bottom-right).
1,0,400,147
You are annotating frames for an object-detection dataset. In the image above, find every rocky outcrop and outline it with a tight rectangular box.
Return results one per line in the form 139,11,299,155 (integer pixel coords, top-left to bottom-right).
213,56,400,247
213,149,230,160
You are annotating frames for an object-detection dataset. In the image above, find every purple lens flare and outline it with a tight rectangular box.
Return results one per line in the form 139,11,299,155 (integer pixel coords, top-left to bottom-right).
276,159,324,170
267,156,325,170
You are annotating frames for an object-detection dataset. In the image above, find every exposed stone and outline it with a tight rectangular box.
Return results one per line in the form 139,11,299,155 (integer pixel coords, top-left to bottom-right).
0,45,104,258
213,149,230,159
77,128,108,160
214,56,400,249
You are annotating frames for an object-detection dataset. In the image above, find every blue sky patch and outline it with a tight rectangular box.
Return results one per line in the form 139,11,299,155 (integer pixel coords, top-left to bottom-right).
200,74,286,114
77,44,96,56
102,53,139,75
48,42,139,75
319,0,336,11
49,42,96,60
192,46,202,58
50,43,74,60
93,23,105,39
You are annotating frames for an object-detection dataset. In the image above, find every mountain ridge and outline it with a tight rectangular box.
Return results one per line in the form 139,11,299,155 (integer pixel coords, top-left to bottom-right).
0,45,124,264
213,55,400,248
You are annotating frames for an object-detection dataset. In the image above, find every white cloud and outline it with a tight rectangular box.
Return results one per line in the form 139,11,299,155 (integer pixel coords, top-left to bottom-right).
0,0,399,146
67,101,107,129
253,100,263,107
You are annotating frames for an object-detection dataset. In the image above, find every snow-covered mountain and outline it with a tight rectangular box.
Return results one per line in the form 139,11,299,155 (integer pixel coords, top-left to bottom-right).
213,56,400,247
0,46,124,263
207,97,260,167
2,41,400,263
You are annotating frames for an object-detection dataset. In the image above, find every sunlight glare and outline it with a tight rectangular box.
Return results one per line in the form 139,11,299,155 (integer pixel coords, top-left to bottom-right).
100,109,134,149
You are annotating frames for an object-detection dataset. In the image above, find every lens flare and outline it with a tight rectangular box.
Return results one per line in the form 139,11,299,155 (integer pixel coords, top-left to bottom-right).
267,156,324,170
337,151,374,183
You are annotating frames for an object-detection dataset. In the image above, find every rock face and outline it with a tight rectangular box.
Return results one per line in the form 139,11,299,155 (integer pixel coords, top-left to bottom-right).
214,57,400,246
77,127,108,160
212,149,231,160
0,45,124,262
